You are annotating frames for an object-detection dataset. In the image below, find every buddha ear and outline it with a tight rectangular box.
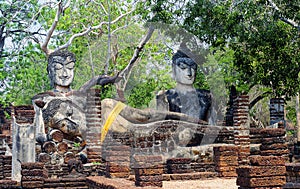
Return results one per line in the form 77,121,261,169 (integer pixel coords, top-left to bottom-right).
47,67,55,87
171,66,176,80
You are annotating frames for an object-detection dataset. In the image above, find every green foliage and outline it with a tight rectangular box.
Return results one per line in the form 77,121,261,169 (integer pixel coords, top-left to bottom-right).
92,161,101,165
100,84,117,100
1,0,140,106
286,99,297,126
140,0,300,102
0,0,44,106
73,142,81,148
1,42,50,106
4,110,11,120
125,40,175,108
127,78,157,108
287,129,295,136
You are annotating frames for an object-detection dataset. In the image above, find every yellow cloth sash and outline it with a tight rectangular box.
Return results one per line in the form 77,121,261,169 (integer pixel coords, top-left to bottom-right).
100,101,126,143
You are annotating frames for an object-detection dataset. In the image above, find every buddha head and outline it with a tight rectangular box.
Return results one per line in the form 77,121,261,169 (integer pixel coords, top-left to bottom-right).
47,50,76,88
172,50,197,86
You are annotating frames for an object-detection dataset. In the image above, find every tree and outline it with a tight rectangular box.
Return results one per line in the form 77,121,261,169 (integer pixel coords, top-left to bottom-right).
139,0,299,106
0,0,50,105
1,0,144,105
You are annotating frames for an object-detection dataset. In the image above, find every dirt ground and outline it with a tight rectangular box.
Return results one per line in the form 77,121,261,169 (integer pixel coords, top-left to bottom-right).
163,178,238,189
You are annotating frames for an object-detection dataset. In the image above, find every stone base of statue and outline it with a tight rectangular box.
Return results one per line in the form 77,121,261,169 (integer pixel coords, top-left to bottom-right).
37,128,86,170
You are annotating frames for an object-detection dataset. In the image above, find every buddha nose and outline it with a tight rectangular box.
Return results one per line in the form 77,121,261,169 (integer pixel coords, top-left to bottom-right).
63,68,68,77
187,67,192,76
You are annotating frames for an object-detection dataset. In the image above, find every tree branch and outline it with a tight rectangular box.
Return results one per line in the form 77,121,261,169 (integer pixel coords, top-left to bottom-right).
31,1,56,21
92,0,108,15
41,1,63,55
249,91,272,109
119,26,155,78
55,9,134,52
267,0,300,30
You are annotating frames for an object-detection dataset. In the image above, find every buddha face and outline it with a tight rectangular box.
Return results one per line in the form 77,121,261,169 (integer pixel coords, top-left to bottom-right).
49,55,75,87
173,57,197,85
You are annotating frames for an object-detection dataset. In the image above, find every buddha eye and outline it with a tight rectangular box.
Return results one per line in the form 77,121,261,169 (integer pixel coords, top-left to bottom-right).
66,62,75,69
178,62,187,69
54,63,63,70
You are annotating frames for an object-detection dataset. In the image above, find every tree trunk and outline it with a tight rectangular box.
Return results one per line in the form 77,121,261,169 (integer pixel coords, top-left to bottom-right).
296,93,300,142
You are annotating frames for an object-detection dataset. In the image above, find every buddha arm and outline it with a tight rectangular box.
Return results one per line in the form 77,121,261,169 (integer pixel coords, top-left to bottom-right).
79,74,120,92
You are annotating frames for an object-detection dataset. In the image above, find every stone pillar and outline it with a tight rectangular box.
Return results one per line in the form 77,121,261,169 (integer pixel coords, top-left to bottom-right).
133,155,163,187
233,95,250,166
269,98,285,126
12,106,36,182
86,89,102,163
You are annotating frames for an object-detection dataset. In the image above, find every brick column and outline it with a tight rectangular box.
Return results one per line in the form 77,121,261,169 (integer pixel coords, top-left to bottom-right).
237,156,286,189
237,128,287,189
102,132,131,178
213,146,238,177
86,89,102,163
21,162,48,189
286,163,300,188
133,155,163,187
233,95,250,165
105,144,131,178
2,155,12,179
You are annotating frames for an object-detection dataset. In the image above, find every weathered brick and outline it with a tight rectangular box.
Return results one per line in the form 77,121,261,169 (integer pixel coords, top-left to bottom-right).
133,155,162,163
21,169,46,176
106,164,130,173
260,143,288,151
219,171,237,177
136,175,163,182
21,162,44,169
237,176,286,187
107,172,130,178
259,128,285,137
215,166,237,172
249,156,285,166
261,137,286,144
21,181,44,188
135,180,163,187
213,146,239,152
135,168,164,176
260,149,289,156
166,158,192,164
237,166,286,177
